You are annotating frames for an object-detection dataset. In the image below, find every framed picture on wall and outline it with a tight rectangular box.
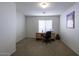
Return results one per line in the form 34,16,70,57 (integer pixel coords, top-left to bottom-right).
66,11,75,29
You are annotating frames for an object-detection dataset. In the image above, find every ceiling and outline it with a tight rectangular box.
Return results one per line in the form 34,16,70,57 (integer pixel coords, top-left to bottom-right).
16,2,75,16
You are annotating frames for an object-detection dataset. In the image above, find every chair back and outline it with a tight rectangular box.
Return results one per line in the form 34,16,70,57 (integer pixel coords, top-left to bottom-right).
45,31,51,39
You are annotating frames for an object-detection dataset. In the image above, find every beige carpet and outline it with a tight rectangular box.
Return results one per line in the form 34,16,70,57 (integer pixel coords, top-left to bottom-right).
12,38,78,56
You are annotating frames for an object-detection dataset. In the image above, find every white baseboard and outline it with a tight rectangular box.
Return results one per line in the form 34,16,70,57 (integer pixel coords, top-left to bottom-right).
61,39,79,55
0,53,10,56
16,37,27,43
9,49,16,56
0,49,16,56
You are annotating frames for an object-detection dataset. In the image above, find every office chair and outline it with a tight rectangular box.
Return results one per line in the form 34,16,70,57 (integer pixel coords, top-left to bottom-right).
42,31,51,43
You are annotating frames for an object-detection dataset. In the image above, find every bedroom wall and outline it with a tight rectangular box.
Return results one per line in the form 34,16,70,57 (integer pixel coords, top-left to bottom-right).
16,12,26,43
0,2,16,55
60,3,79,55
25,16,60,38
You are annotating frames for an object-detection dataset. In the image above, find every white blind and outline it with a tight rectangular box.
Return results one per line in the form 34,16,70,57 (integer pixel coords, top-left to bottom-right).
38,20,52,33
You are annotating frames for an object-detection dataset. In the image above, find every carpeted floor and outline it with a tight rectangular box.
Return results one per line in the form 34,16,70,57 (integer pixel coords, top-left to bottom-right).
12,38,78,56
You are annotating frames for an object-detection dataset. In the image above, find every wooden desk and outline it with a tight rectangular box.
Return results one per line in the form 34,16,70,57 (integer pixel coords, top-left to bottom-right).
36,33,44,40
36,32,57,40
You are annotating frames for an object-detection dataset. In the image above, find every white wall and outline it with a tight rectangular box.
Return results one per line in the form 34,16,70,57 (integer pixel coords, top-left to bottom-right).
0,3,16,55
25,16,60,38
60,3,79,55
16,12,26,42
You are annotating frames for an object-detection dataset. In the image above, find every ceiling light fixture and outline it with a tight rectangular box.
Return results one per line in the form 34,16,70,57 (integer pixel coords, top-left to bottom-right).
40,2,49,8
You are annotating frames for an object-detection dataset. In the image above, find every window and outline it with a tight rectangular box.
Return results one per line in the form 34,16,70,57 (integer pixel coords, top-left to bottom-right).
66,11,75,29
38,20,52,33
67,19,73,28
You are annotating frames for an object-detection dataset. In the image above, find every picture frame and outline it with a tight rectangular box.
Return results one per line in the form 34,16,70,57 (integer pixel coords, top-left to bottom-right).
66,11,75,29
